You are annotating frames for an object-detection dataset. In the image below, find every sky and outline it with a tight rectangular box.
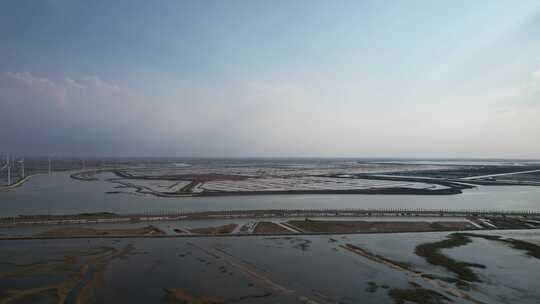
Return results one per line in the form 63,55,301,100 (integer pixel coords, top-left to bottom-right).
1,0,539,158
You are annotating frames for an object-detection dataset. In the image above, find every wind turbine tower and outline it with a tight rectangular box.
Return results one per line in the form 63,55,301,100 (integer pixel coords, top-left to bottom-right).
20,157,25,178
0,156,7,185
6,155,11,185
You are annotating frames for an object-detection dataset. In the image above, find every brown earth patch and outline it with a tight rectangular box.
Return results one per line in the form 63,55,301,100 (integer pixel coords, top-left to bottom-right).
287,220,474,233
189,224,237,235
37,225,165,236
253,222,293,234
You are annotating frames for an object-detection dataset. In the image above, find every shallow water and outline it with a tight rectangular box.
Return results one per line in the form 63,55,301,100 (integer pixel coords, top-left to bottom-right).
1,172,540,216
1,232,539,303
443,237,540,303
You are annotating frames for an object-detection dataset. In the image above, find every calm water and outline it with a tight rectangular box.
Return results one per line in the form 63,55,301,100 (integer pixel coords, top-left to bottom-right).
1,231,539,303
1,172,540,216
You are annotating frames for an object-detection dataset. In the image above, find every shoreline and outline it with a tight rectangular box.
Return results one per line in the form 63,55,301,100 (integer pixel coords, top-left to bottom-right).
2,208,539,227
0,174,41,192
106,169,470,197
1,227,539,241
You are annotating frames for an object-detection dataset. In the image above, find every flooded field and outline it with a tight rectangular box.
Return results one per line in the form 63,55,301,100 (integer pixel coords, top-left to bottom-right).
1,230,539,303
1,171,540,216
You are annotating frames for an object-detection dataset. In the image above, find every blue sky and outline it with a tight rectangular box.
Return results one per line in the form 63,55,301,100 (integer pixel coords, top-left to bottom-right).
1,0,540,157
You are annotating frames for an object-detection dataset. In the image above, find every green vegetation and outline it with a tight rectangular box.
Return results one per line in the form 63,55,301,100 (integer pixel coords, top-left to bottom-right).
366,281,379,293
0,279,79,304
37,225,164,236
508,238,540,259
344,243,413,272
0,260,69,278
164,288,223,304
0,245,134,304
76,212,118,219
428,222,444,229
416,232,540,287
288,219,470,234
415,234,485,283
189,224,237,234
388,287,450,304
253,222,292,234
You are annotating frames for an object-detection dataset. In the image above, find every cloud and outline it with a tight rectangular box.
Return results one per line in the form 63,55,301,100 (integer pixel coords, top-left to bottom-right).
0,71,269,156
0,72,156,155
63,77,85,89
1,70,540,158
3,72,67,104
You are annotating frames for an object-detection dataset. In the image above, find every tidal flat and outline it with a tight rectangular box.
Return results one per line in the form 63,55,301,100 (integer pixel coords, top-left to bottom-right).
1,230,540,304
2,160,540,303
3,159,540,217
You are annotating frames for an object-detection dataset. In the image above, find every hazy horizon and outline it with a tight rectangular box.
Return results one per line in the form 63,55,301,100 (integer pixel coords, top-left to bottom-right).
2,0,540,158
3,155,540,161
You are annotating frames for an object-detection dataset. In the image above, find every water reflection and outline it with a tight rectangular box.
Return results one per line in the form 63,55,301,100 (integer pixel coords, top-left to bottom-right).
1,172,539,216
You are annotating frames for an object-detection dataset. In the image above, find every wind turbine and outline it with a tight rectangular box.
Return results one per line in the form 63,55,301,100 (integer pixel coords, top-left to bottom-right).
0,156,7,185
6,155,11,185
18,157,25,178
0,157,6,171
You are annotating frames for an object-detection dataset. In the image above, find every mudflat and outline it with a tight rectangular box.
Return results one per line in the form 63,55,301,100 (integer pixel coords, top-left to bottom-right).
253,222,293,234
287,220,475,233
37,225,165,236
189,224,238,234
